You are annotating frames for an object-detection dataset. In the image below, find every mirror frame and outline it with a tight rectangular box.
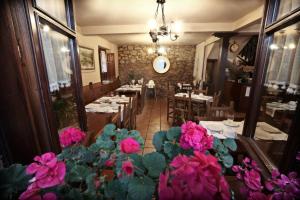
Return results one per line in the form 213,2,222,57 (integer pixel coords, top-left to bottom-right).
153,56,170,74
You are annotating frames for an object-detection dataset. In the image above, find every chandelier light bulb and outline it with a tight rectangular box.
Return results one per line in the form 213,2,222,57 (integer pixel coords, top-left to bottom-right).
147,48,154,54
173,21,183,34
158,46,166,54
148,19,157,30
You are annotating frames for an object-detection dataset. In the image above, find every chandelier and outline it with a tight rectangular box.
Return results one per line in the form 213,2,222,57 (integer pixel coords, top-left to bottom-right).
148,0,183,43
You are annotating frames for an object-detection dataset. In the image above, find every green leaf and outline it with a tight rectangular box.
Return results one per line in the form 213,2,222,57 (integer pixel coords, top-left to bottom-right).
222,154,234,168
64,188,83,200
105,179,126,200
84,173,96,196
129,154,145,174
166,127,181,141
68,165,91,182
103,124,116,136
128,176,155,200
142,152,166,178
0,164,31,199
223,138,237,151
95,138,115,150
129,130,141,137
164,142,181,159
213,138,222,149
152,131,166,151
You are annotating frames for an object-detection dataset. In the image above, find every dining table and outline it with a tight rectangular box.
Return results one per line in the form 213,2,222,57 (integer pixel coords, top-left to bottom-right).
115,84,142,94
175,92,213,103
199,120,288,141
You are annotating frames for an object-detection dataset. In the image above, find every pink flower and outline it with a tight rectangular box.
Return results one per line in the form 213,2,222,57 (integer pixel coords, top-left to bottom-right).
20,152,65,199
179,121,213,152
42,193,57,200
248,191,269,200
244,169,262,191
120,138,141,154
122,160,134,175
158,171,175,200
19,183,40,200
159,152,230,200
59,127,86,148
105,159,115,167
19,188,57,200
296,151,300,161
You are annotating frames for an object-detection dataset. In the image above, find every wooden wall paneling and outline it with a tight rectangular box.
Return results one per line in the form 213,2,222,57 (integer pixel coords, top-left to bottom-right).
0,0,47,163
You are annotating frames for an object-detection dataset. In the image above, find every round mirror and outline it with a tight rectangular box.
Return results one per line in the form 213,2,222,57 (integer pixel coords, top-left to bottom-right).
153,56,170,74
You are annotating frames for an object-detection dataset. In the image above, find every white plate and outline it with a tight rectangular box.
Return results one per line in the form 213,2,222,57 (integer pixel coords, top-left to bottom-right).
207,124,223,132
223,120,240,127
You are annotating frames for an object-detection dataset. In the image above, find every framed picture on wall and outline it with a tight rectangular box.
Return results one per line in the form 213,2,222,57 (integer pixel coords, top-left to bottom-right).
79,46,95,70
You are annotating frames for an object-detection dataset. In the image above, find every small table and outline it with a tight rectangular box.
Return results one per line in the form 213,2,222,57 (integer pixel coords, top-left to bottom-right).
115,84,142,94
175,93,213,103
199,121,288,141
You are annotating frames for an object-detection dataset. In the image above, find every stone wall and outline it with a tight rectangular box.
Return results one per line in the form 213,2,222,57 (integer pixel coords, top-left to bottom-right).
118,45,196,95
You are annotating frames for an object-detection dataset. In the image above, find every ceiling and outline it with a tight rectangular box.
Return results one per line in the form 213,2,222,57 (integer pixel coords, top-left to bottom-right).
74,0,263,45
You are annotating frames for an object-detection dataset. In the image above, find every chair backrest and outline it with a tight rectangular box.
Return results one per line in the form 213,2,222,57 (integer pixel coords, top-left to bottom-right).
122,97,131,129
212,90,221,106
147,80,155,88
130,94,138,129
173,92,192,121
111,106,121,128
193,87,208,95
206,101,234,121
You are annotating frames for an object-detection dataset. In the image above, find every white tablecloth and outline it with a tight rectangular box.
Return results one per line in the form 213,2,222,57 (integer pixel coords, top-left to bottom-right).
175,93,213,102
200,121,243,139
199,121,288,141
266,102,297,117
85,103,124,121
95,95,130,104
116,84,142,94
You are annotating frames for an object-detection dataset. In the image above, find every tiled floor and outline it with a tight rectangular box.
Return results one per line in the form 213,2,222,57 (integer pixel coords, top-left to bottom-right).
135,97,171,154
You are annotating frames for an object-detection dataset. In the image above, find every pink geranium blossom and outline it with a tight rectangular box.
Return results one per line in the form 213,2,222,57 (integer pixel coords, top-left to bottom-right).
159,152,230,200
120,137,140,154
59,127,86,148
179,121,213,152
122,160,134,176
20,152,65,200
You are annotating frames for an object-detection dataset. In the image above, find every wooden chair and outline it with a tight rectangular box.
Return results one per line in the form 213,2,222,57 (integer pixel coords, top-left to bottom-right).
193,87,208,95
122,98,131,129
167,84,175,122
206,101,234,121
130,94,138,129
111,106,121,128
212,90,221,107
140,85,146,113
173,92,192,125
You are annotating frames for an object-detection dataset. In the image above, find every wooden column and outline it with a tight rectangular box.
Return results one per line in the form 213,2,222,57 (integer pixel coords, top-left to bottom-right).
213,32,235,96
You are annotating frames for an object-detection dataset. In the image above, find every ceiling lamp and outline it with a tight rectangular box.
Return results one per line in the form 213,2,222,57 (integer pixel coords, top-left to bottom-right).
148,0,183,43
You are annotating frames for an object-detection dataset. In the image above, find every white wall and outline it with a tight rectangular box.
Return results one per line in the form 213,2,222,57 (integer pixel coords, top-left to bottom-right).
76,29,119,86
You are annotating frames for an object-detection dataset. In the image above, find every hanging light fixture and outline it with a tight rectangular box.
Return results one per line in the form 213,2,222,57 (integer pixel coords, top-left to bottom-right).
148,0,183,43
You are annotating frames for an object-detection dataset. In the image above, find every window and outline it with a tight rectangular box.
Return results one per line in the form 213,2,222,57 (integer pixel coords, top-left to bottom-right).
34,0,75,29
254,22,300,167
27,0,86,142
244,0,300,172
277,0,300,20
39,21,79,130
